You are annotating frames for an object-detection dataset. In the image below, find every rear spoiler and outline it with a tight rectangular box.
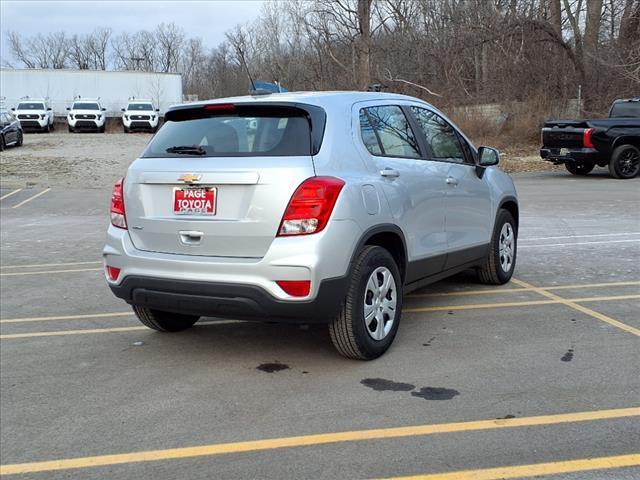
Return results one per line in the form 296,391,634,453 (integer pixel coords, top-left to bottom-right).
165,102,327,156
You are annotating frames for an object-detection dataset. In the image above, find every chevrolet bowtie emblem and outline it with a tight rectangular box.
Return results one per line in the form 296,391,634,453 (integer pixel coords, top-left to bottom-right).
178,173,202,183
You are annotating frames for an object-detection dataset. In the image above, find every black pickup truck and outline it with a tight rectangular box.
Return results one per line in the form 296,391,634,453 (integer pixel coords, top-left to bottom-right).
540,97,640,179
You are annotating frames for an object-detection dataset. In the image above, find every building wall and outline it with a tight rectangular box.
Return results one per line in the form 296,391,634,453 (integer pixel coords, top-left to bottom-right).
0,69,183,117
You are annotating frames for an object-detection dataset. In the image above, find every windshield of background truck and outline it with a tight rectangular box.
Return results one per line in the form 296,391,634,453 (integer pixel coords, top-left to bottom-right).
128,103,153,111
17,103,45,110
73,103,100,110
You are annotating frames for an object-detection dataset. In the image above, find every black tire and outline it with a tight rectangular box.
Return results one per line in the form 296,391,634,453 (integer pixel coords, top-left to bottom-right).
99,125,105,133
123,126,129,133
43,123,50,133
565,161,595,175
478,209,517,285
609,144,640,179
68,126,74,133
329,246,402,360
132,306,199,332
16,132,23,147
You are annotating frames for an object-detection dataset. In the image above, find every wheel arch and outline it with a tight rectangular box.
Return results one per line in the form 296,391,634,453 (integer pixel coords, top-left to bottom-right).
353,224,408,283
612,136,640,150
498,197,519,232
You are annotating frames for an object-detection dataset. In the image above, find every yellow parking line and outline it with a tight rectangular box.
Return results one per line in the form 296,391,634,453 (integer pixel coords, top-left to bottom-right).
0,267,103,277
2,294,637,327
0,261,102,269
0,188,22,201
0,320,236,337
512,278,640,337
0,326,148,339
408,281,640,298
0,312,132,324
383,453,640,480
10,188,50,209
404,294,640,313
0,407,637,475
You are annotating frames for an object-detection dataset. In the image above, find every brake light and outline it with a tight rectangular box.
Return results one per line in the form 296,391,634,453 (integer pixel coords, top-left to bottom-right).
204,103,235,113
278,177,345,236
276,280,311,297
583,128,594,148
105,266,121,281
110,177,127,229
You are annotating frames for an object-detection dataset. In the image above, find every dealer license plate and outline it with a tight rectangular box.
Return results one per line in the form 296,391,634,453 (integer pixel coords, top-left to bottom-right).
173,187,216,215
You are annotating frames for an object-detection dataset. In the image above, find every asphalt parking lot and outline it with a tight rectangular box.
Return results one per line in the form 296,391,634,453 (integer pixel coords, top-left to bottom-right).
0,171,638,479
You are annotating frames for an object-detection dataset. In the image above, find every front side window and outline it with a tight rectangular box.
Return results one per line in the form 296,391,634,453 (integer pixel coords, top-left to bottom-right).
410,107,466,163
359,106,421,158
73,103,100,110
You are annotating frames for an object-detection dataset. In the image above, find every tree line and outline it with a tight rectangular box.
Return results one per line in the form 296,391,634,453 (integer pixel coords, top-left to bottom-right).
5,0,640,114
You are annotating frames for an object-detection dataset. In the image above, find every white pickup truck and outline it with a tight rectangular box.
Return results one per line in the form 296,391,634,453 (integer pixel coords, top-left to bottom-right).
12,98,55,133
67,98,107,133
121,99,160,133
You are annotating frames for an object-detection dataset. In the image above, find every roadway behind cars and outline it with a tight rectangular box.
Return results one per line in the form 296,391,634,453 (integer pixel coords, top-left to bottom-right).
0,172,638,478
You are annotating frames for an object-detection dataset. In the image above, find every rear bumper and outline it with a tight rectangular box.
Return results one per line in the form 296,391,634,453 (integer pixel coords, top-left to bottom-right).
540,147,605,164
109,275,347,323
103,219,361,321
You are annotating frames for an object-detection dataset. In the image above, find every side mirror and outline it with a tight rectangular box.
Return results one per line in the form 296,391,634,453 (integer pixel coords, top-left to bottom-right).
121,108,126,112
478,146,500,167
47,107,52,111
66,107,70,111
156,108,160,112
10,107,15,111
102,108,107,111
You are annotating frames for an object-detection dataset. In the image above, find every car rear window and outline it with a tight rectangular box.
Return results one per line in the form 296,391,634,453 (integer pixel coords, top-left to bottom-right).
143,105,316,157
609,102,640,118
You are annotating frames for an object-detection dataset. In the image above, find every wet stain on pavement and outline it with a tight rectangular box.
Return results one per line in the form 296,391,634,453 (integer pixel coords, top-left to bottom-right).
423,336,436,347
361,378,416,392
256,362,290,373
411,387,460,400
561,348,574,362
497,414,516,419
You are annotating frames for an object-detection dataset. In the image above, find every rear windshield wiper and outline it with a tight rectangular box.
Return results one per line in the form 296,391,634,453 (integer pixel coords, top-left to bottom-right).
166,145,207,155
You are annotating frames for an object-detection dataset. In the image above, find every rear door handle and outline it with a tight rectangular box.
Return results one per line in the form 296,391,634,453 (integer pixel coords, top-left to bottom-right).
179,230,203,245
445,176,458,186
380,168,400,178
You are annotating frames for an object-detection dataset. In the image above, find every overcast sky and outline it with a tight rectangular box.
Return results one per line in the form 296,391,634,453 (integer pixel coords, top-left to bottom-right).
0,0,267,66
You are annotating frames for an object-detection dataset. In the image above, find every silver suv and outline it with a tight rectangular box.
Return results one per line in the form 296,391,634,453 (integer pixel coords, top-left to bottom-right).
104,92,518,359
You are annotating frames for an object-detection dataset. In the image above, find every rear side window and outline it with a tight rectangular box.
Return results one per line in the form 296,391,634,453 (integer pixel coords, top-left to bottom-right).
410,107,466,163
359,106,421,158
144,107,313,157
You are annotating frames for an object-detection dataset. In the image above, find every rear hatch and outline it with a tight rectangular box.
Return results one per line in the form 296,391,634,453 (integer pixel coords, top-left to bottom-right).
542,120,590,148
124,102,325,258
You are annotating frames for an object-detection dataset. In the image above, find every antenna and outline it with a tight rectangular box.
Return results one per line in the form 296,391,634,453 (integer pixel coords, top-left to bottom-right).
237,46,256,93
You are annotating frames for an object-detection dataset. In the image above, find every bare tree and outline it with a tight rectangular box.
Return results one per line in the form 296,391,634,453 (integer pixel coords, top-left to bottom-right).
155,23,185,72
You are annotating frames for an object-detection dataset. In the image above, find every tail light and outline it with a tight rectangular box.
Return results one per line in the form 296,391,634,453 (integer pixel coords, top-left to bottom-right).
583,128,594,148
110,177,127,229
276,280,311,297
278,177,345,236
105,266,121,281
